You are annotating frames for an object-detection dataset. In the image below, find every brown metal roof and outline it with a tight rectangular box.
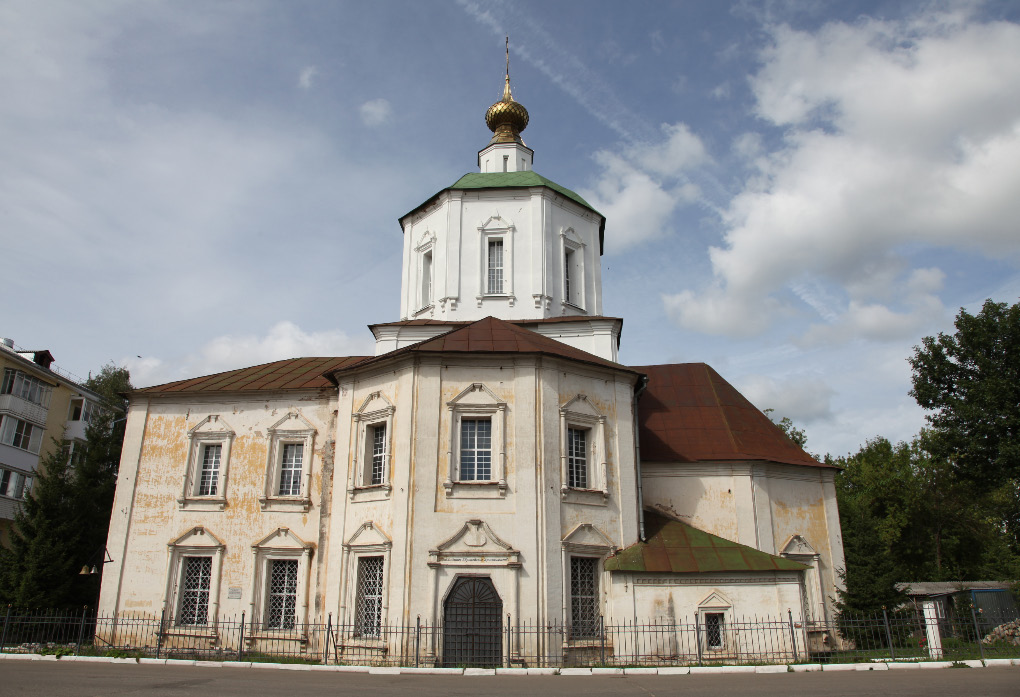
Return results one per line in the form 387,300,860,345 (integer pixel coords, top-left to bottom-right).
635,363,827,468
344,316,638,376
133,356,370,394
605,510,807,574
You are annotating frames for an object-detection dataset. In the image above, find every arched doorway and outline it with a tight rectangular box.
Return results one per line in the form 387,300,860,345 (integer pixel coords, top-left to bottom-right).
442,576,503,667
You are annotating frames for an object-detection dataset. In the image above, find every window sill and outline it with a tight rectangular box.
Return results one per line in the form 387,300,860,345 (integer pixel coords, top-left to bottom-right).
475,293,516,307
443,479,507,499
161,626,218,640
413,304,434,317
259,495,312,512
560,487,608,506
246,628,308,644
561,301,587,313
349,483,392,502
177,496,227,511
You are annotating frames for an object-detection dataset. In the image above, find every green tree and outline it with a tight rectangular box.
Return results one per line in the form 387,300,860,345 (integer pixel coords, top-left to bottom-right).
910,299,1020,490
764,408,808,449
0,363,131,607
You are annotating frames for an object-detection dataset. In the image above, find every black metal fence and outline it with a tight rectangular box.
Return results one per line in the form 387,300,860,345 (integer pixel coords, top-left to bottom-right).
2,606,1018,667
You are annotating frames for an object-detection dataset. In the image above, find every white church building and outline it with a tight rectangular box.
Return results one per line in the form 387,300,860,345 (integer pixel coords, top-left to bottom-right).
100,67,845,666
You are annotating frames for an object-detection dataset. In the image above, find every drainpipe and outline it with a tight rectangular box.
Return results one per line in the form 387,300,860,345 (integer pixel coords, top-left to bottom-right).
633,375,649,541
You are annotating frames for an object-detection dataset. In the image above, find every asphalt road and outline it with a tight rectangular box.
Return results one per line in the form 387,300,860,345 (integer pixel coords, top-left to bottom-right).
0,662,1017,697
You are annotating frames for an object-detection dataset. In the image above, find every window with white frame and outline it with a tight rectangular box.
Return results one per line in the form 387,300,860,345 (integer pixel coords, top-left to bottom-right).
420,250,433,308
0,468,30,500
566,427,588,489
697,591,732,652
354,556,384,637
1,368,52,408
487,239,504,294
444,384,507,497
476,217,514,305
0,416,42,454
559,395,608,500
261,412,317,511
250,528,313,633
459,418,492,481
278,444,303,496
164,527,224,631
350,392,395,496
569,556,600,639
177,556,213,626
179,416,233,510
560,229,585,310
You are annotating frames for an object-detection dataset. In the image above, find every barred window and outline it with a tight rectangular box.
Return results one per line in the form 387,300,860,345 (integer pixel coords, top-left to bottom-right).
487,239,504,294
370,424,386,486
197,444,221,496
705,612,724,649
355,556,384,637
177,556,212,626
266,559,299,629
569,556,600,638
278,443,303,496
459,419,492,481
567,428,588,489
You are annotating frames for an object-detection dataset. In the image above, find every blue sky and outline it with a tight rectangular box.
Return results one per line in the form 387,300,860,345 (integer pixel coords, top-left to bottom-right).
3,0,1019,457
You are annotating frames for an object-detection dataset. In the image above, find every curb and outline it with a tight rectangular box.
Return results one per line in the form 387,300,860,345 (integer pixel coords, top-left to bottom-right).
0,652,1017,675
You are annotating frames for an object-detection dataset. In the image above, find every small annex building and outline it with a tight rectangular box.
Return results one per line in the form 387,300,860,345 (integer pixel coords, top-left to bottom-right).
100,66,845,666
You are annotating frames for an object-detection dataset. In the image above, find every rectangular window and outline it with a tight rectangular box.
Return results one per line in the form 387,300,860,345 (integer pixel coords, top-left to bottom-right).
1,416,42,454
69,398,84,421
266,559,299,629
0,469,26,499
567,427,588,489
354,556,384,637
197,444,221,496
459,418,492,481
1,369,52,408
487,239,504,294
278,443,303,496
177,556,212,626
370,424,386,486
570,556,600,639
564,249,573,304
421,250,433,306
705,612,724,649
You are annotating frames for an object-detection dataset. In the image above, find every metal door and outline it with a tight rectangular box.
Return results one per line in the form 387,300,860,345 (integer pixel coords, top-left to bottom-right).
442,576,502,667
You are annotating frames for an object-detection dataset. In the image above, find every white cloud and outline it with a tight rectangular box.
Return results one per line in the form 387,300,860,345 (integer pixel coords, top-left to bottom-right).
359,98,392,127
581,123,707,251
738,374,835,424
124,321,374,388
298,65,318,89
665,8,1020,338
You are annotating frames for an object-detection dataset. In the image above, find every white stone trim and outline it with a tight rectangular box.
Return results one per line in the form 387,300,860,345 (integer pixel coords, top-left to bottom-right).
349,392,395,500
444,384,507,498
260,412,317,512
559,394,608,503
178,415,234,511
475,216,515,307
248,528,314,639
162,527,225,632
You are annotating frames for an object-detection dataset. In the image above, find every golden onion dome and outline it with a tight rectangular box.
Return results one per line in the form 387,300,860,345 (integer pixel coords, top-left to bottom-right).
485,74,529,145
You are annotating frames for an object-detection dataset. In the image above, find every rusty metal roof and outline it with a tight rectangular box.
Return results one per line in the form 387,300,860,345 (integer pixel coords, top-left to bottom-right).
133,356,370,394
343,316,638,376
605,510,807,574
634,363,827,468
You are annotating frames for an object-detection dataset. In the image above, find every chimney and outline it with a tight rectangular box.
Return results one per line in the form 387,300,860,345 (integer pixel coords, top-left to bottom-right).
2,338,13,349
33,350,55,369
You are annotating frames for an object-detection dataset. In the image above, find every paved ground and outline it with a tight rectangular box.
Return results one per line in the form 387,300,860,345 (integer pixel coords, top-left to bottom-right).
0,662,1017,697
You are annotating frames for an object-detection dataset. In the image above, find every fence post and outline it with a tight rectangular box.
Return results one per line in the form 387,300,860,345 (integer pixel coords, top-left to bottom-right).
505,614,511,668
695,614,703,666
415,615,420,668
0,604,10,654
788,609,800,662
323,614,332,665
970,606,986,663
882,607,895,661
75,606,88,656
599,614,605,666
154,609,163,659
237,612,245,662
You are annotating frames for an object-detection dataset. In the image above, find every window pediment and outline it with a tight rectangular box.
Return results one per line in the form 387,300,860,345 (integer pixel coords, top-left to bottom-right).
168,526,224,550
344,521,392,550
252,527,313,553
430,519,520,567
698,590,732,610
562,523,615,554
780,534,818,558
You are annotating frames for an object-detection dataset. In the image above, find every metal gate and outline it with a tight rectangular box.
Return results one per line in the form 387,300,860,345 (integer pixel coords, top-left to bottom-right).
442,576,502,667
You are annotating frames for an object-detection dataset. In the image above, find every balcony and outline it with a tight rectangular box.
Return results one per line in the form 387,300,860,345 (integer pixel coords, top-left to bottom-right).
0,393,48,427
